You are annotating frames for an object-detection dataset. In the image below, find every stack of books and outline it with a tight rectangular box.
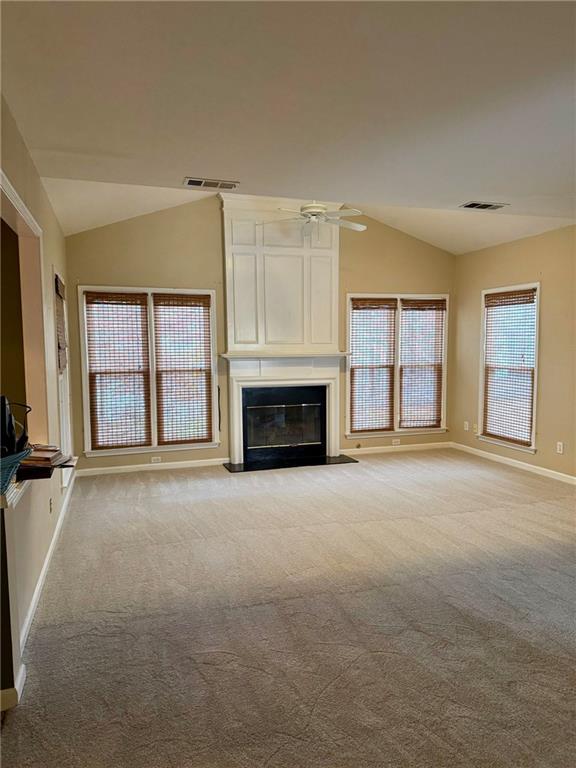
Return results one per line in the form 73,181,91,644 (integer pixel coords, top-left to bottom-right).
17,444,75,480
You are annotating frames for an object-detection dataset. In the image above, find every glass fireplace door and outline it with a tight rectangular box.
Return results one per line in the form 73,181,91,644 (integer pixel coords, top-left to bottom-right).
242,386,327,466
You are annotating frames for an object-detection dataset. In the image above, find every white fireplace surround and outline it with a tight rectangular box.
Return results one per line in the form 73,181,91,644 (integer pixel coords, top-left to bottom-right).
224,355,345,465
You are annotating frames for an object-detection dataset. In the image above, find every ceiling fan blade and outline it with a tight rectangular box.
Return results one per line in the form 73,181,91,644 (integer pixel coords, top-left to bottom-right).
278,208,302,214
330,218,367,232
324,208,362,218
257,216,304,226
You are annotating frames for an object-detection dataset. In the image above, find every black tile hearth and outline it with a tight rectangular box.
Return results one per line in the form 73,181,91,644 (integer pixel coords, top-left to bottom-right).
223,454,358,473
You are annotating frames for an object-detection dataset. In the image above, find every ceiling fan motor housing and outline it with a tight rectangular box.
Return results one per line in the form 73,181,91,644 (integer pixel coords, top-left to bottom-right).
301,202,328,217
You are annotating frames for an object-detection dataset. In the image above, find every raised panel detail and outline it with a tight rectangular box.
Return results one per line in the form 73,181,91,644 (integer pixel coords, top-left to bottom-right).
264,254,304,343
263,220,304,248
231,219,256,246
232,252,258,343
310,254,333,344
310,222,333,249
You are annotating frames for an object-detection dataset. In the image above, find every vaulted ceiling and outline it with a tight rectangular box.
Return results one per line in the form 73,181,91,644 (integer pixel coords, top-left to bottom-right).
3,1,574,253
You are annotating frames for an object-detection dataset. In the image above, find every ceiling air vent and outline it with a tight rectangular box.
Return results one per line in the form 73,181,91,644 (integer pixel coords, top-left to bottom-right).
183,177,239,190
459,201,509,211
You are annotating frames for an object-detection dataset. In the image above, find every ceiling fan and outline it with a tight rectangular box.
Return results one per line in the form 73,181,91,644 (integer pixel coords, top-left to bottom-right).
268,201,367,233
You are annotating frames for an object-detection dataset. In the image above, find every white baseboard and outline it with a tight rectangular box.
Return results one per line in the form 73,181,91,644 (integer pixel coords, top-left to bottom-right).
19,473,77,652
76,456,230,477
342,440,575,485
450,442,576,485
75,442,575,487
345,441,451,456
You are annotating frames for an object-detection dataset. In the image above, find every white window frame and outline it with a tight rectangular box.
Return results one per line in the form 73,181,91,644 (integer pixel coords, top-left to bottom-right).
346,293,449,438
78,285,219,456
477,282,540,454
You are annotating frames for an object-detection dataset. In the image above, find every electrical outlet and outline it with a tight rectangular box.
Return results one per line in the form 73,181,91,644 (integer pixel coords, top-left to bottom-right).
473,424,478,434
556,442,564,455
151,456,162,464
392,439,401,446
464,421,469,432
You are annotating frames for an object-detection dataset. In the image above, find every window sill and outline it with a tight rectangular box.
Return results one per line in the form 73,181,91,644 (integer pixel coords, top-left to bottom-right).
477,435,536,454
85,442,221,458
346,428,447,439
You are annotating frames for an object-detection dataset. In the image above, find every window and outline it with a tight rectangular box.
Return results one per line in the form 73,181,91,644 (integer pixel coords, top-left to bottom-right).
81,288,216,452
348,295,447,434
153,293,213,445
399,299,446,429
481,286,538,448
349,298,397,432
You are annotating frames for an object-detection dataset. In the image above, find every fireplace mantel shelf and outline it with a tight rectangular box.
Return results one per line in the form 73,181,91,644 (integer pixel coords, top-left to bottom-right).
221,352,350,359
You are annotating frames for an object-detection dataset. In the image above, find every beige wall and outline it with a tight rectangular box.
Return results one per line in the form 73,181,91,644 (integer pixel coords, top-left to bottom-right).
1,98,70,640
65,193,574,479
66,196,229,470
339,216,455,451
451,226,575,476
66,206,455,469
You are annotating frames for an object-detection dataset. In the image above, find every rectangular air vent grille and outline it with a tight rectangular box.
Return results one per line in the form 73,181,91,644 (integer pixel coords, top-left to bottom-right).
183,177,239,190
459,201,509,211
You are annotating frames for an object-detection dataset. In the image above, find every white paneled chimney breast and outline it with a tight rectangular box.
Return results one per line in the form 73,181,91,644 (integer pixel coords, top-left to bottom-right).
220,194,347,465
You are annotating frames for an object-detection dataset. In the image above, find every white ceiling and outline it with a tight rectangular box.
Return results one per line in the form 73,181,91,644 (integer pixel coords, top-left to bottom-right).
357,204,575,255
3,2,575,252
42,178,213,236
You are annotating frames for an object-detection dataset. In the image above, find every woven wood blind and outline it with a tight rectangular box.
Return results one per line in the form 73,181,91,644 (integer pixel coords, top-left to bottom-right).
54,274,67,374
399,298,446,429
350,298,397,432
482,288,537,446
153,293,213,445
85,292,152,450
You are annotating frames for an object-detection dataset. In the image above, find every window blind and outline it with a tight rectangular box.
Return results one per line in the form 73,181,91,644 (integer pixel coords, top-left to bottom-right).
482,288,537,446
153,293,213,445
349,298,397,432
85,292,152,450
399,299,446,429
54,274,67,374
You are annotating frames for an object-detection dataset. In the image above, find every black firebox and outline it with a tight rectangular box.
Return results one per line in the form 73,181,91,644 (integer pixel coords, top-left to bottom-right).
242,385,327,469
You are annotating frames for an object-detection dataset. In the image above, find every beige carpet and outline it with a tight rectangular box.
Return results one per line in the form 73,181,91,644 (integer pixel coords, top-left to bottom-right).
2,449,575,767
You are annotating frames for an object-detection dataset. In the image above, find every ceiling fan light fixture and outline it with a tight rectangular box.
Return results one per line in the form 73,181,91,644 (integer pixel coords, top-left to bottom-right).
272,201,367,233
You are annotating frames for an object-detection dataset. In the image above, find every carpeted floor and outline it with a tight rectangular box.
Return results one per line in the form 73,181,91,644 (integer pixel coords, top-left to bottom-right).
2,449,575,767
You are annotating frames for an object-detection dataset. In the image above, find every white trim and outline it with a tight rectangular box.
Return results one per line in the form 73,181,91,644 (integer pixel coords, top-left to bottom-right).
220,352,349,359
345,441,450,456
1,169,53,443
477,435,536,454
20,473,76,652
343,440,576,485
346,428,447,439
346,293,449,436
76,456,229,476
73,442,575,486
85,441,220,457
478,282,540,451
451,442,575,485
77,285,219,454
0,170,42,237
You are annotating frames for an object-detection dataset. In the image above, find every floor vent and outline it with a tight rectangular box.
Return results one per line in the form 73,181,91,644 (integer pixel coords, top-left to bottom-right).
183,177,239,190
459,201,509,211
